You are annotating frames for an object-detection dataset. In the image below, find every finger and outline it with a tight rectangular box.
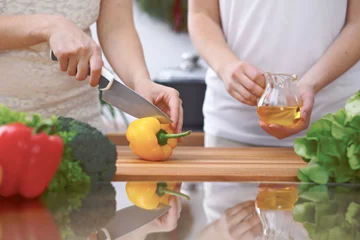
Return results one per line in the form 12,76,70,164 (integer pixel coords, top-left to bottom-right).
230,90,257,106
260,120,307,139
254,69,266,89
177,105,184,143
172,183,183,218
230,73,258,103
243,64,267,90
176,182,183,189
300,95,314,122
235,71,264,98
168,91,180,129
67,57,78,77
229,204,256,226
228,200,255,215
89,53,103,87
57,51,69,72
233,214,261,237
176,196,182,219
166,197,179,230
76,56,90,81
155,98,172,117
259,121,277,136
239,223,263,240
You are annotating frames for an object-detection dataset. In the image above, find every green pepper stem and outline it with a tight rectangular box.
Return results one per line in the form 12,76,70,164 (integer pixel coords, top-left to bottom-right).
156,182,191,200
163,188,191,200
157,129,192,146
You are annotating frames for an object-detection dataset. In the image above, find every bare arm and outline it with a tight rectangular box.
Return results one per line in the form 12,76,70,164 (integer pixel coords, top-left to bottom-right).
0,15,58,51
301,0,360,93
187,0,265,106
97,0,151,90
188,0,238,78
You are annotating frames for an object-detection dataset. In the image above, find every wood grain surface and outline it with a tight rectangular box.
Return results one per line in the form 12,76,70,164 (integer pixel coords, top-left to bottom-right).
113,146,307,182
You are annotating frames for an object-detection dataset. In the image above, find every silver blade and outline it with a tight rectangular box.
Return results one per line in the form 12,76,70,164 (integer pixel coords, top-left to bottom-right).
102,79,172,124
48,50,172,124
96,204,171,239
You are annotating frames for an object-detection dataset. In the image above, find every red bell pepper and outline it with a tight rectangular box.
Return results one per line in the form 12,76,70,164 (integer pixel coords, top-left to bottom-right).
0,197,62,240
0,121,64,199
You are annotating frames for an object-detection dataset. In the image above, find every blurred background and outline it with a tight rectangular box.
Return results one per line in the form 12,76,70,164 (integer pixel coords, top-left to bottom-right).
91,0,208,134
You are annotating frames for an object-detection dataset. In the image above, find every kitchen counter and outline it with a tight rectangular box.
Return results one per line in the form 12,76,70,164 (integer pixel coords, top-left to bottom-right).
2,181,359,239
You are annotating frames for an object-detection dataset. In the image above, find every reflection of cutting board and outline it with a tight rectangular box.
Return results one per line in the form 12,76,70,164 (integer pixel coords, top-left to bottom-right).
114,146,306,182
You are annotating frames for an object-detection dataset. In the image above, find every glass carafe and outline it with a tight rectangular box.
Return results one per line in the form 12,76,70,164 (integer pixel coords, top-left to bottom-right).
257,73,301,126
255,184,300,240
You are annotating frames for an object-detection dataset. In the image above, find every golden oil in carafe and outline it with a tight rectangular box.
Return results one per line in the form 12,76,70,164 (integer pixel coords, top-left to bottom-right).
257,106,301,126
256,186,298,211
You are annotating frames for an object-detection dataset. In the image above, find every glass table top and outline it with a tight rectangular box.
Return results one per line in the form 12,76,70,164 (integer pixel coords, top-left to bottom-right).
1,181,359,240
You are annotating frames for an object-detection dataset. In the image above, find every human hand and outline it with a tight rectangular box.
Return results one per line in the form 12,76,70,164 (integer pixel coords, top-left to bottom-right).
116,183,183,240
259,83,315,139
89,183,183,240
219,60,266,106
197,200,262,240
146,182,183,233
134,81,183,138
47,16,103,87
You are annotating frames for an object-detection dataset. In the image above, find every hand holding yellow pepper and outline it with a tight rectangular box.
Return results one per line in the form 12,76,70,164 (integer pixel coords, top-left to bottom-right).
125,181,190,210
126,117,191,161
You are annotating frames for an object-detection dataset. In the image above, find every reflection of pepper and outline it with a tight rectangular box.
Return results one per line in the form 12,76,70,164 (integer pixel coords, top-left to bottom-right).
0,121,64,199
125,182,190,210
0,166,2,186
126,117,191,161
0,197,62,240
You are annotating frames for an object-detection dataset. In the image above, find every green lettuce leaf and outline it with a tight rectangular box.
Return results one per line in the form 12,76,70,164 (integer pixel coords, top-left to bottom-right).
294,91,360,184
345,91,360,125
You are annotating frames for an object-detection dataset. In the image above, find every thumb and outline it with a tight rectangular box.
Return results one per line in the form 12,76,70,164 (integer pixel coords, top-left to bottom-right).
300,94,314,121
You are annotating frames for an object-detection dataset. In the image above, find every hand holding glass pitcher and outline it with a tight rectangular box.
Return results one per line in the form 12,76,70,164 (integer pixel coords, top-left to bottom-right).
221,60,315,139
257,73,315,140
220,61,267,106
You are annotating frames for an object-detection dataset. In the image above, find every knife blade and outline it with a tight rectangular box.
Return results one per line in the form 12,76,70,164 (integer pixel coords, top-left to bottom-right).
50,51,172,124
96,204,171,240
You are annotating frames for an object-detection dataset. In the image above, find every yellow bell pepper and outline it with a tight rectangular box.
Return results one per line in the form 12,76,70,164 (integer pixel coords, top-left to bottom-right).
126,117,191,161
125,181,190,210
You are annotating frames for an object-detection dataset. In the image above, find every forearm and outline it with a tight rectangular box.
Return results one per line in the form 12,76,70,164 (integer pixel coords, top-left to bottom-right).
188,12,238,78
301,11,360,93
97,24,150,90
0,15,57,51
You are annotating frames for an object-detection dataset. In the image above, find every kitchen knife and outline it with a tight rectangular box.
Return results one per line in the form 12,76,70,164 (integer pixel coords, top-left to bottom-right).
95,204,171,240
50,51,172,124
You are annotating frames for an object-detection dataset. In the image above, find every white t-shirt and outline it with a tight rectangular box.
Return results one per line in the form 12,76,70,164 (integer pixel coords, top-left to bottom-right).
203,0,360,147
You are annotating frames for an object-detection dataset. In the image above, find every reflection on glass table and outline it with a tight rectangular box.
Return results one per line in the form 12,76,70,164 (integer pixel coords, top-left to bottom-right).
0,182,359,240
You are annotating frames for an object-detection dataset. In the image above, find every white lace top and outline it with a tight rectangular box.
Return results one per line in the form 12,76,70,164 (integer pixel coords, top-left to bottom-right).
0,0,106,132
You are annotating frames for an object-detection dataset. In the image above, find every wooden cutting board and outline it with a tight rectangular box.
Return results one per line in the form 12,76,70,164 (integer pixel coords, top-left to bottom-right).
113,146,307,182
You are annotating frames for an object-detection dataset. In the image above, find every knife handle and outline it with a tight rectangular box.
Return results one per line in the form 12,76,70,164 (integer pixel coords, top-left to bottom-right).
50,50,114,91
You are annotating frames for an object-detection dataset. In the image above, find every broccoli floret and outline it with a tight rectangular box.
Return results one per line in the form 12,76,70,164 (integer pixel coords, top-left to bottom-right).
57,117,117,184
42,182,116,240
68,183,117,238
